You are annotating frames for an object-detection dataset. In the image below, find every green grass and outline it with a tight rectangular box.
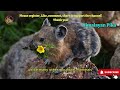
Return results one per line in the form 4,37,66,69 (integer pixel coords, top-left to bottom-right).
0,11,112,69
91,47,113,68
0,11,44,62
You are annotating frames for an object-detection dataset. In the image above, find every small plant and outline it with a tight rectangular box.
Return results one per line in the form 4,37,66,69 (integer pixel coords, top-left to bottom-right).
36,43,56,59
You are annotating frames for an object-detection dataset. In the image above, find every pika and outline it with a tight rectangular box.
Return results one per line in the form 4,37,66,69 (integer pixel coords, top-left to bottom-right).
30,18,101,68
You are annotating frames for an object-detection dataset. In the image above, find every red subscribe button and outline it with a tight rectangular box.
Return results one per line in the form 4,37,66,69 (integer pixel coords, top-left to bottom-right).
98,69,120,76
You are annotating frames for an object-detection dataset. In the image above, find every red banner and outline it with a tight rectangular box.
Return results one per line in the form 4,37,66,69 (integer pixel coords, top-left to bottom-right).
98,69,120,76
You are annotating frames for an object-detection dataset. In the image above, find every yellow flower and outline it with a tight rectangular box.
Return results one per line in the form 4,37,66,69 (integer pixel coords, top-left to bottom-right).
36,45,45,54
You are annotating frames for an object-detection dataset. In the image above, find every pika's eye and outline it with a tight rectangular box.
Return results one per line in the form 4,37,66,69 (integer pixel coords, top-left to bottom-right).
40,38,45,42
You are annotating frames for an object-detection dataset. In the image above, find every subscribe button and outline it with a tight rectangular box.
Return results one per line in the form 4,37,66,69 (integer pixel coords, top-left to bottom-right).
98,69,120,76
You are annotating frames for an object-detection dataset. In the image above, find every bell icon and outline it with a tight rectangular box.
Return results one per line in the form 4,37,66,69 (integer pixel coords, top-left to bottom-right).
100,70,104,74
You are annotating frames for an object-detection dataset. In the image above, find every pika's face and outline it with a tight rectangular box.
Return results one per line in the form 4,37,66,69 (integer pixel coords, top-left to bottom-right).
32,18,68,48
33,26,56,47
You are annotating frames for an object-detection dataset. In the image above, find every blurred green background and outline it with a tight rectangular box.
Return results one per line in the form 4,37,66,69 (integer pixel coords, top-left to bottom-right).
0,11,113,68
0,11,44,62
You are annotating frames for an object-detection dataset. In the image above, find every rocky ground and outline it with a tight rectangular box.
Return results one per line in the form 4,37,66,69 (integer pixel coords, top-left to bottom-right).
0,22,107,79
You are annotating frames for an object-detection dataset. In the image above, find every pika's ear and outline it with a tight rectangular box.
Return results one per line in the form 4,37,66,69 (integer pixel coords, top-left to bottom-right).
55,25,68,40
42,18,51,27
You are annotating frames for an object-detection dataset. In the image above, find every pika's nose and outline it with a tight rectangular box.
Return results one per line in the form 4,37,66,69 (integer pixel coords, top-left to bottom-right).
40,38,45,42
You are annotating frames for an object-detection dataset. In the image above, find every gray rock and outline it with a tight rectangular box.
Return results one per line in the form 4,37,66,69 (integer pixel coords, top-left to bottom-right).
0,34,38,79
82,11,115,23
82,11,120,48
110,44,120,68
